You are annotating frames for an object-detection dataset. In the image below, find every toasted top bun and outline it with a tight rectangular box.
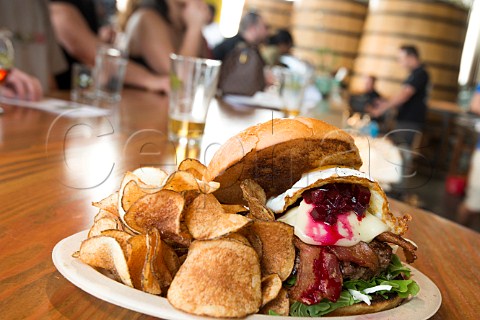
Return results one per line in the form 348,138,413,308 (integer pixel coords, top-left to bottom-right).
206,118,362,204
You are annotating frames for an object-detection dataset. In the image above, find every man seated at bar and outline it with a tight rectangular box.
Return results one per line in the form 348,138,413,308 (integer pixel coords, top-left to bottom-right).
49,0,169,92
212,11,268,62
368,45,430,146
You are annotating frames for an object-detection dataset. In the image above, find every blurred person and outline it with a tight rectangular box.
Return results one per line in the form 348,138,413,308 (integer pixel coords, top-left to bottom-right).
49,0,169,92
0,0,67,92
0,68,43,101
212,11,268,61
202,3,223,49
124,0,211,75
458,83,480,223
261,29,293,66
368,45,430,146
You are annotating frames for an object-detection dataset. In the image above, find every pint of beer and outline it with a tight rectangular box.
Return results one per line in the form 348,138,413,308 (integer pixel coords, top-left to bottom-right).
168,54,222,142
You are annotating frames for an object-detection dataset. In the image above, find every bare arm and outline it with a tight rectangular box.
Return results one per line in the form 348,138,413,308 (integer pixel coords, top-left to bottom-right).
50,2,169,93
471,92,480,115
368,85,415,118
126,1,209,75
49,2,99,66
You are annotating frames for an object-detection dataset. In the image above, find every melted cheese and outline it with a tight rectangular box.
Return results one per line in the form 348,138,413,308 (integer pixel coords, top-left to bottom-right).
277,199,389,247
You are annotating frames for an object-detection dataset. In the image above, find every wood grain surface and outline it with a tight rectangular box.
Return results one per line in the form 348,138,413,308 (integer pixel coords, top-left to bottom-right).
0,89,478,319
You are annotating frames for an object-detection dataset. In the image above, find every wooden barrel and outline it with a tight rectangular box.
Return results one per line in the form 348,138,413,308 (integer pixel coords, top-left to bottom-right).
291,0,368,74
243,0,293,32
350,0,469,102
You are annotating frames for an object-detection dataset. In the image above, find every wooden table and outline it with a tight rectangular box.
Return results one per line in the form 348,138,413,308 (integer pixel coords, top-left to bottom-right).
0,89,479,319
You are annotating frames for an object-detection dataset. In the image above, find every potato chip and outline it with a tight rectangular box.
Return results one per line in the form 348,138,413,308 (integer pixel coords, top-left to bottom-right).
240,180,275,221
241,179,267,204
178,158,207,180
88,217,122,238
127,234,147,290
162,171,199,193
238,226,263,260
224,233,251,246
78,236,133,287
221,204,248,215
261,274,282,307
160,239,181,278
142,228,163,294
132,167,168,187
197,180,220,194
100,230,132,256
117,171,163,228
93,209,118,222
92,192,119,216
167,239,262,318
185,194,252,240
250,221,295,281
124,190,184,236
260,288,289,316
121,180,149,213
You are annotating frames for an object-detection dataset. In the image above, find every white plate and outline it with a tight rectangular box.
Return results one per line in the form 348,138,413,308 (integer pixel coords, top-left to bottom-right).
52,230,442,319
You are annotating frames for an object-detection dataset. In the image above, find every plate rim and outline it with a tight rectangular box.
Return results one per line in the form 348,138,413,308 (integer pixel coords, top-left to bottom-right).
52,230,442,320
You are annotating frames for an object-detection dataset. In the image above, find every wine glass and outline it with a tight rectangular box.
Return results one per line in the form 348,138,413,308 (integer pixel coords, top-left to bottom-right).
0,30,14,113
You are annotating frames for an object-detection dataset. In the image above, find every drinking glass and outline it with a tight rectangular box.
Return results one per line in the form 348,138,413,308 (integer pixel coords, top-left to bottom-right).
168,54,222,143
273,67,313,118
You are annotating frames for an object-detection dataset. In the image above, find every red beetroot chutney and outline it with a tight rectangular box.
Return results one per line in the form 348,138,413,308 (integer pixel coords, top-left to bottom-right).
300,248,343,304
303,183,371,225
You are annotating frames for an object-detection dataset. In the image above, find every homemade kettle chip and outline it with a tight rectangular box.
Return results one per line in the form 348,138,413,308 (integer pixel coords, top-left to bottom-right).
92,192,119,216
250,221,295,281
260,288,290,316
167,238,262,318
87,216,122,238
121,180,150,213
177,158,207,180
78,235,133,287
240,179,275,221
124,190,184,236
184,193,252,240
118,170,164,228
261,274,282,307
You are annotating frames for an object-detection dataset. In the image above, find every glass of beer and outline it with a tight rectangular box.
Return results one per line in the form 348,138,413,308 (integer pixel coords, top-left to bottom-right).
275,67,313,118
168,54,221,143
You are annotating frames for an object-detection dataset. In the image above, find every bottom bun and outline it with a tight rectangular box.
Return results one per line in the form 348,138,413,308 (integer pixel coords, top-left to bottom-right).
328,295,404,316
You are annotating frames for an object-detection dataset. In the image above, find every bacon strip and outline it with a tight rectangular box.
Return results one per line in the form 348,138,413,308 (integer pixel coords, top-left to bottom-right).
290,238,342,305
376,232,417,263
328,241,379,271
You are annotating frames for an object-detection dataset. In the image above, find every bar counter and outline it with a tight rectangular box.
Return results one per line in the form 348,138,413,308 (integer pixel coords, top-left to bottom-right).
0,89,478,319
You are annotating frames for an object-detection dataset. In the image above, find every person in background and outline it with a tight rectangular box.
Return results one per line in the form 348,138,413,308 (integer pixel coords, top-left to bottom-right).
212,11,268,61
49,0,169,92
261,29,293,67
124,0,211,75
0,68,43,101
458,83,480,223
202,3,223,50
368,45,430,146
0,0,67,93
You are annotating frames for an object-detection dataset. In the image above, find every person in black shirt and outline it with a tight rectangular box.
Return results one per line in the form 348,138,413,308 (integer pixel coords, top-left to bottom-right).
212,11,268,61
368,45,430,145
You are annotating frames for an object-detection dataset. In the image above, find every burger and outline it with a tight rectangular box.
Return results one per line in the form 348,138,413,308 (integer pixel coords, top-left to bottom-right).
207,117,419,316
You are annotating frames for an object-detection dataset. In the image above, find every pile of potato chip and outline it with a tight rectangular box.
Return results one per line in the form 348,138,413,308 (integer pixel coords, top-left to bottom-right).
75,159,295,318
